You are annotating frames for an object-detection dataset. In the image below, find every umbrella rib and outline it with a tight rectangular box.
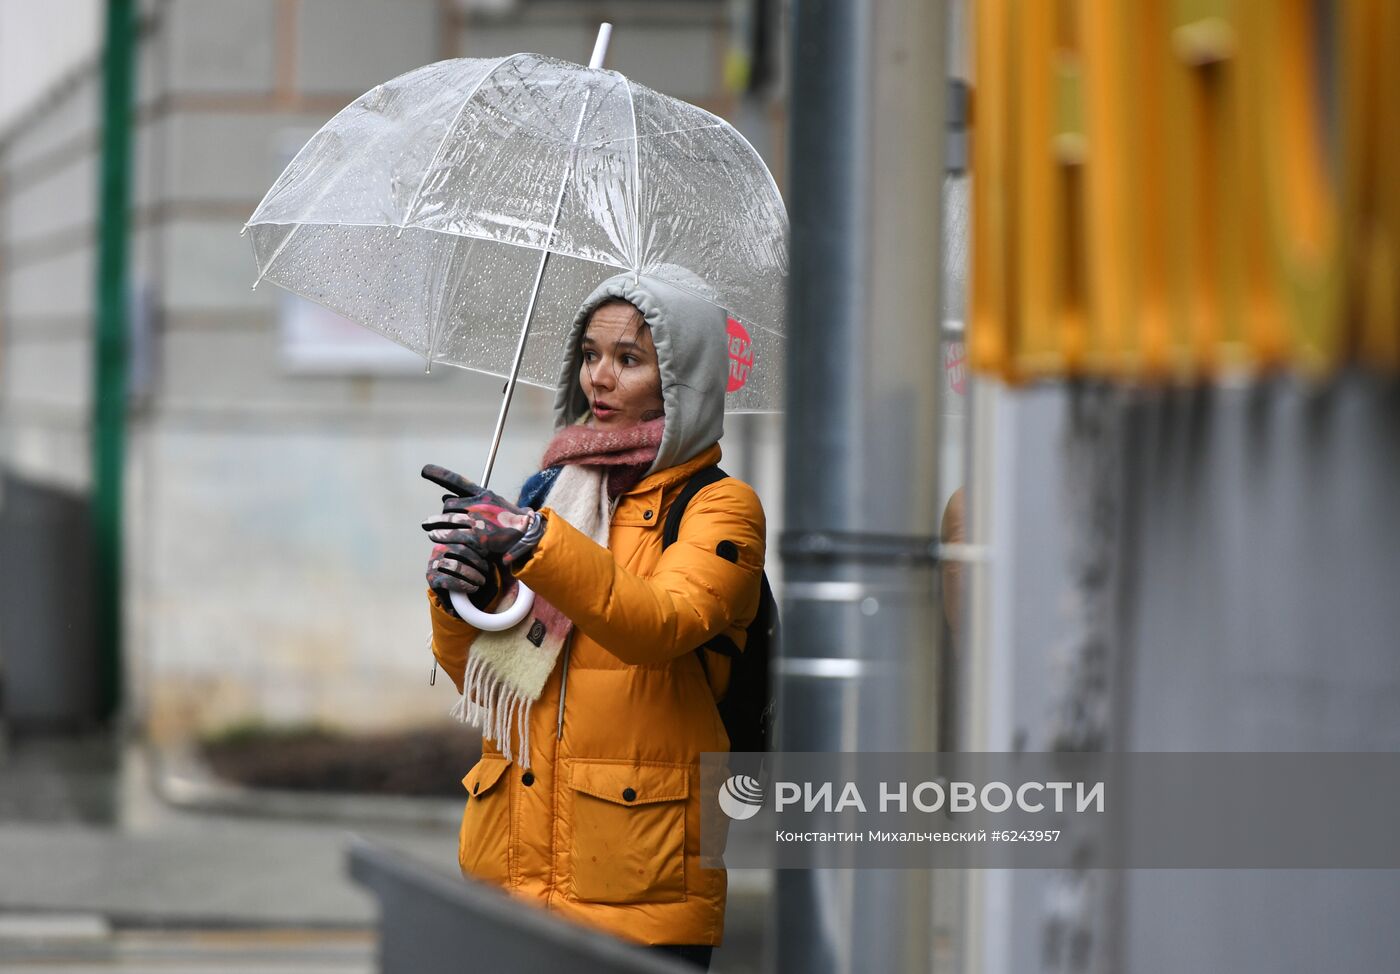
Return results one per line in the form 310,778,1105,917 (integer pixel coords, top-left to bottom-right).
246,219,635,272
244,112,338,237
246,65,471,283
241,68,413,236
719,122,788,238
249,59,515,288
586,122,723,148
249,115,397,288
398,52,525,235
425,235,474,370
641,96,787,225
620,72,642,276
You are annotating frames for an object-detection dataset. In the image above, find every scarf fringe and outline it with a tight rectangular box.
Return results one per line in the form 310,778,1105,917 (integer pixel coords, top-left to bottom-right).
451,650,532,768
444,460,625,771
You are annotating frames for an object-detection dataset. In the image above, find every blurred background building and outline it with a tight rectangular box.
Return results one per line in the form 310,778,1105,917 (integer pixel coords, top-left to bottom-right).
0,3,800,970
0,0,793,749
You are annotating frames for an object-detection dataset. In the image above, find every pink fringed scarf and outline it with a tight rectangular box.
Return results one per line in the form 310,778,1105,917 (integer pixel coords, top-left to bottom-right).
452,416,665,767
541,415,667,499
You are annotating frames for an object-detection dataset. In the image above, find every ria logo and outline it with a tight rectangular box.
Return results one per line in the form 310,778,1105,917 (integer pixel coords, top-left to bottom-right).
717,774,765,820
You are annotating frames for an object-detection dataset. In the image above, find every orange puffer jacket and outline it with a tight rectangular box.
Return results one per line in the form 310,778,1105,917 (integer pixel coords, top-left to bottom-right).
428,442,765,947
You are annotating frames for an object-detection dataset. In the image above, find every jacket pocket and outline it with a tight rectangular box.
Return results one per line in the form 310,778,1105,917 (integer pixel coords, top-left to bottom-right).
568,760,689,904
458,754,512,886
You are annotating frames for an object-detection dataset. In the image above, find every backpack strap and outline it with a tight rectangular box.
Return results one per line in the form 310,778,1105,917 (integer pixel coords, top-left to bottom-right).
660,465,775,751
661,465,744,675
662,465,729,549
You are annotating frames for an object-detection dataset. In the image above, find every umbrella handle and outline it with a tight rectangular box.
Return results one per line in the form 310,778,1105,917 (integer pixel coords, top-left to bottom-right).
449,581,536,631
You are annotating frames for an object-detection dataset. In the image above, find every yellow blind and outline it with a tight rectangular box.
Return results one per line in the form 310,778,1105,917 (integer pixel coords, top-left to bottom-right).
970,0,1398,382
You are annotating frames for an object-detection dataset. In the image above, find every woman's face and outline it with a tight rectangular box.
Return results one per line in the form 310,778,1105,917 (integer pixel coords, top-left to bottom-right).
579,299,664,427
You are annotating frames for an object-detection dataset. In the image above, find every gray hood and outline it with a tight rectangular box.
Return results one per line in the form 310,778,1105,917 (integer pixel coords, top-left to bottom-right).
553,270,728,477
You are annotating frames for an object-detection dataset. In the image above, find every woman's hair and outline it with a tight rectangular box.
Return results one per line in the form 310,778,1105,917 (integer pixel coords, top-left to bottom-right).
583,298,652,387
588,297,648,339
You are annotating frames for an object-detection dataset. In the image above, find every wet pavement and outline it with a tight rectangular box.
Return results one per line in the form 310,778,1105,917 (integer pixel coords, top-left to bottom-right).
0,732,458,927
0,731,447,972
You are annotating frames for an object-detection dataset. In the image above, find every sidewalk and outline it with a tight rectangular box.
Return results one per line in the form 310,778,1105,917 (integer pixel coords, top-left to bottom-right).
0,922,374,974
0,733,458,927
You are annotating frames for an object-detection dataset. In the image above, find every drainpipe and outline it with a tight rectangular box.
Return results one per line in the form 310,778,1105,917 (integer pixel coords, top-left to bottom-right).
93,0,138,722
776,1,946,972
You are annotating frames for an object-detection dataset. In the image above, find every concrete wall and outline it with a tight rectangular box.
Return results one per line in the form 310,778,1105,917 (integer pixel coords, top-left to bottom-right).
0,0,786,741
966,373,1400,974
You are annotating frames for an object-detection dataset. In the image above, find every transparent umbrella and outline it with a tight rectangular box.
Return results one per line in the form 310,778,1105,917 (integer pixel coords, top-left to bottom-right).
244,30,787,628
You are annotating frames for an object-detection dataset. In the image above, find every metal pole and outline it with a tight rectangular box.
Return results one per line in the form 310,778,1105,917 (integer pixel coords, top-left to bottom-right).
94,0,139,722
778,0,946,971
479,23,613,487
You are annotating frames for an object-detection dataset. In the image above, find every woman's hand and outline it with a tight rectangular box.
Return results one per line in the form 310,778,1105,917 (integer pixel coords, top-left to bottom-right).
422,465,508,616
421,464,547,570
424,535,492,595
424,531,501,618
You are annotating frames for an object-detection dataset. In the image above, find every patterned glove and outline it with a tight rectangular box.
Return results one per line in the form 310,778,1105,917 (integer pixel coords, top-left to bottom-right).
424,534,499,615
420,464,547,570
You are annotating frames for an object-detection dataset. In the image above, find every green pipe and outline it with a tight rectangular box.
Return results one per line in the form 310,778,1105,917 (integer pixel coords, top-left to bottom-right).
93,0,137,723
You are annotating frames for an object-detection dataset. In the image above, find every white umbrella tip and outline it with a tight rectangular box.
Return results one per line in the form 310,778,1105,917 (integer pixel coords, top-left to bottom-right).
589,23,613,70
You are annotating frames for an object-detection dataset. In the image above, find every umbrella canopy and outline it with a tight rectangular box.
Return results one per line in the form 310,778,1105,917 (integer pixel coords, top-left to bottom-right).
245,53,787,412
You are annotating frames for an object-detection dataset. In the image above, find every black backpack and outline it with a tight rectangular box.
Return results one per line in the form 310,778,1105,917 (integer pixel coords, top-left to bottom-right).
662,465,777,753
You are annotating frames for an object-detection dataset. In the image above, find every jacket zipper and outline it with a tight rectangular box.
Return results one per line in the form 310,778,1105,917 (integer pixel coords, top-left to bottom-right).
556,634,571,740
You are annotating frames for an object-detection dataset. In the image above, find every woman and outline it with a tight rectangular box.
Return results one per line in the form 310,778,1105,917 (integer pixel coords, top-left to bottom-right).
420,271,766,969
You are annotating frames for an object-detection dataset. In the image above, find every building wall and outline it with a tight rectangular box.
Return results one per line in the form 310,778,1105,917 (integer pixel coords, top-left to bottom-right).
967,374,1400,974
0,0,786,740
0,0,104,133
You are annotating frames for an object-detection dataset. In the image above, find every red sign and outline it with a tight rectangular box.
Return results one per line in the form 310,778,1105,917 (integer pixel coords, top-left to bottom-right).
944,340,967,396
726,316,754,393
